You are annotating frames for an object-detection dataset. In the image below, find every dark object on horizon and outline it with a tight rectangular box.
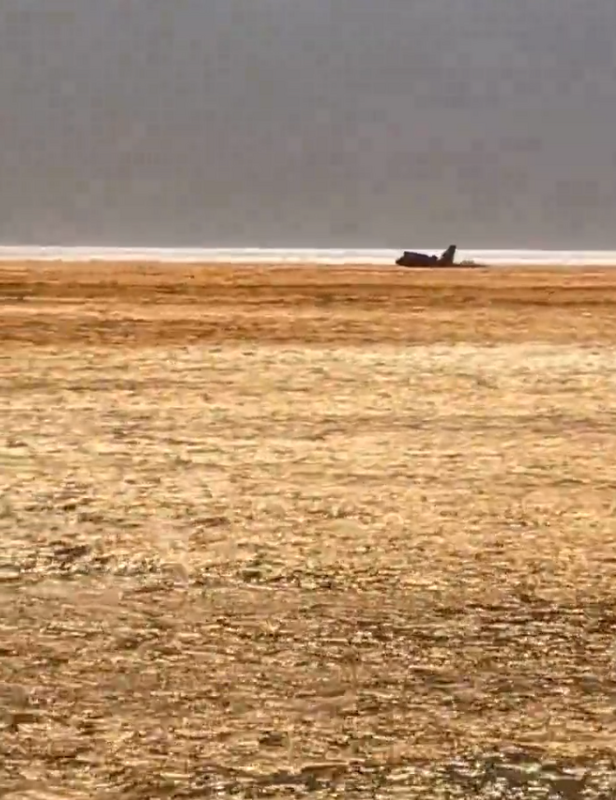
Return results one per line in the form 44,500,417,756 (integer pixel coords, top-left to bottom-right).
396,244,457,267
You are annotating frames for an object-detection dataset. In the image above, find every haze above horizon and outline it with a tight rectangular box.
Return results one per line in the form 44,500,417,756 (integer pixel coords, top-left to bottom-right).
1,1,615,249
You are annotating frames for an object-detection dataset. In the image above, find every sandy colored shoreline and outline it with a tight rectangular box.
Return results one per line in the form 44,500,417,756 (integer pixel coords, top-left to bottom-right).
3,261,616,346
2,261,616,797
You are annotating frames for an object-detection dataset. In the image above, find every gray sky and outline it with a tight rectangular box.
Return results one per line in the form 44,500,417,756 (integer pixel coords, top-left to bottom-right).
1,0,616,248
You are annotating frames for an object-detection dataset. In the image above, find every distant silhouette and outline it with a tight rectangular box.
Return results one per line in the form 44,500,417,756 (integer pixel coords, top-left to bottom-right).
396,244,457,267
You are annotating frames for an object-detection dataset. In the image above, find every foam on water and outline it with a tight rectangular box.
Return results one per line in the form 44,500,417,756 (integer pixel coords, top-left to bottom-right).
1,245,616,266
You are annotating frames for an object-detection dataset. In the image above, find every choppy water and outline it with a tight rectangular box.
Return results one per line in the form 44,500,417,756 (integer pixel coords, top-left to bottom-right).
1,246,616,266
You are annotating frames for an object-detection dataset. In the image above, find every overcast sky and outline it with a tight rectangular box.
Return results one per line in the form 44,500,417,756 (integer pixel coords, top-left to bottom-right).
1,0,615,248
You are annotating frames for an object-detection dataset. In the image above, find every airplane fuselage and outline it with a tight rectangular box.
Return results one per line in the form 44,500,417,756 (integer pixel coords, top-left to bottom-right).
396,244,457,268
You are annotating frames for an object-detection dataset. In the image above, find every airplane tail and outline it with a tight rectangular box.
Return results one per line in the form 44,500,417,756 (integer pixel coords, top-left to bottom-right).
438,245,457,265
